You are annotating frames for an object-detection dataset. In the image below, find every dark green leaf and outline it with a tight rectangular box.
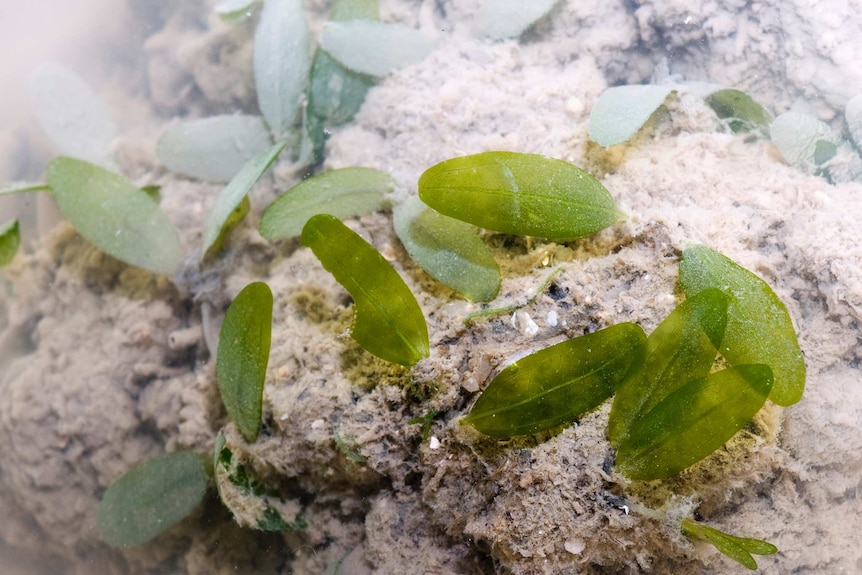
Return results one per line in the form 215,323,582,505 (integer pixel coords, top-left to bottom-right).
0,220,21,266
45,157,183,276
608,288,729,447
679,245,805,406
418,151,621,240
254,0,309,138
616,364,773,480
157,115,273,183
97,451,208,548
302,214,429,366
680,518,778,570
201,142,285,260
463,323,647,437
217,282,273,442
257,508,307,532
705,89,771,135
259,167,391,240
588,85,675,147
393,196,500,302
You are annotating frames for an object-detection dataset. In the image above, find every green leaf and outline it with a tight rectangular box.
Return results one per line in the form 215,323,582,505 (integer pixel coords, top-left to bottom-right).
301,214,429,366
157,115,273,183
679,245,806,406
616,364,773,480
259,167,392,240
608,288,728,447
306,1,379,159
97,451,208,548
45,157,183,276
393,196,500,302
680,518,778,570
0,181,51,196
417,151,620,240
705,88,771,135
254,0,309,138
588,84,675,147
0,220,21,266
463,323,647,438
29,63,118,169
472,0,559,40
847,93,862,149
201,142,285,260
319,21,435,78
215,0,260,24
216,281,273,442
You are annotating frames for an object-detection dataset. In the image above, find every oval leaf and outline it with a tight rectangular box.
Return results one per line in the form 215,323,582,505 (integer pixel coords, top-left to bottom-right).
319,21,436,78
705,88,771,135
616,364,773,480
45,157,183,276
463,323,646,438
254,0,309,138
217,282,273,442
472,0,559,40
0,220,21,266
608,288,728,447
201,142,286,259
215,0,259,24
393,196,500,302
418,151,620,240
157,115,273,183
97,451,208,548
769,112,839,174
301,214,429,366
588,84,675,147
29,63,118,169
679,245,805,406
259,167,392,240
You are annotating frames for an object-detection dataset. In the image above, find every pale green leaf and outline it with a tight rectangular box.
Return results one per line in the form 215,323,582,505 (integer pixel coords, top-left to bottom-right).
463,323,646,437
254,0,309,138
329,0,378,20
769,112,840,174
705,88,771,135
201,142,286,260
215,0,260,24
681,519,778,570
608,288,728,447
472,0,559,40
0,220,21,266
417,151,620,240
97,451,208,548
259,167,392,240
0,182,50,196
45,157,183,276
29,63,118,169
679,245,806,406
588,84,675,147
302,214,429,366
616,364,773,480
157,115,273,183
846,93,862,149
319,21,436,78
393,196,500,302
217,282,273,442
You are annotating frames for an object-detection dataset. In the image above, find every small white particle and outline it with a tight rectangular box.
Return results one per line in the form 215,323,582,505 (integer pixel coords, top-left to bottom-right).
311,418,325,429
546,310,558,327
279,414,289,421
564,538,585,554
429,436,441,450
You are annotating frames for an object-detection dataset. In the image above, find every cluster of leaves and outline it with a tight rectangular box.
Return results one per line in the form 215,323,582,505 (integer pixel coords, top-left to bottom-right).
588,82,862,184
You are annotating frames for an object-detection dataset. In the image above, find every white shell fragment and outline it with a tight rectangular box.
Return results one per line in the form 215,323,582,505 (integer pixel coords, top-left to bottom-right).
319,21,436,78
588,84,675,147
472,0,559,40
29,63,118,170
770,112,839,173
